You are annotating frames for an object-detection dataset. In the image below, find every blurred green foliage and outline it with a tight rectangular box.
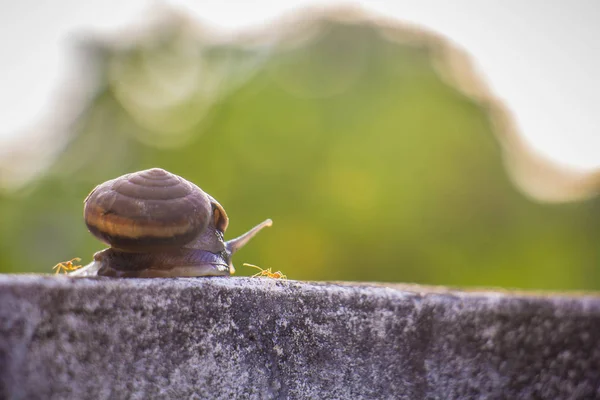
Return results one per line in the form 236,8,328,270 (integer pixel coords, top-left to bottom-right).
1,16,598,290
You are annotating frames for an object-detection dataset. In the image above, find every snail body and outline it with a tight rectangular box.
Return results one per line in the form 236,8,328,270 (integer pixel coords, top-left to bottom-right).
78,168,272,278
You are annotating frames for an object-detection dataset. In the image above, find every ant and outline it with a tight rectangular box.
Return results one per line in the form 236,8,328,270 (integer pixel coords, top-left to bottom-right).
52,258,83,275
243,263,287,280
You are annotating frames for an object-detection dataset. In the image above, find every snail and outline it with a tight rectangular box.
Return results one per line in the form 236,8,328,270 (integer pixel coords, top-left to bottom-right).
72,168,272,278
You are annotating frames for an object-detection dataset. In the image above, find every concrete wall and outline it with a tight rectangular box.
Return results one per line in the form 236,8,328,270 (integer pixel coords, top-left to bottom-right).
1,276,599,399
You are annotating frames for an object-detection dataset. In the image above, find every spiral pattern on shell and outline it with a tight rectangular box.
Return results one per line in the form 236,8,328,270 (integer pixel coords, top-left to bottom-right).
84,168,212,252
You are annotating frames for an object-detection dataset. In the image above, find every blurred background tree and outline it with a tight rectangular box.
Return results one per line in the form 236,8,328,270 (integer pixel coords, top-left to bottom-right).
1,9,598,290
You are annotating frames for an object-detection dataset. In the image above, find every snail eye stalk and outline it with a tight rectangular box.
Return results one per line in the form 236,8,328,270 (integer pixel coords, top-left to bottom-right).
226,219,273,255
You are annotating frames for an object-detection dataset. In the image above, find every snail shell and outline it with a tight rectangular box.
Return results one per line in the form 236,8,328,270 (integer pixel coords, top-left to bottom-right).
84,168,226,252
79,168,271,278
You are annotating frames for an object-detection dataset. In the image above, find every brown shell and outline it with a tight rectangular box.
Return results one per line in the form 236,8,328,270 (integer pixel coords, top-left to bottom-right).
83,168,219,252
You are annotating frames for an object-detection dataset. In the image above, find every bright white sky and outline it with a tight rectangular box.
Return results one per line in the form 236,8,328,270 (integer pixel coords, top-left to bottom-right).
0,0,598,170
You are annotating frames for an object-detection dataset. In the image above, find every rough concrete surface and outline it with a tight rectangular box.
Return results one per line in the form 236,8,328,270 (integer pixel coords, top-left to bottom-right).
0,276,599,400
